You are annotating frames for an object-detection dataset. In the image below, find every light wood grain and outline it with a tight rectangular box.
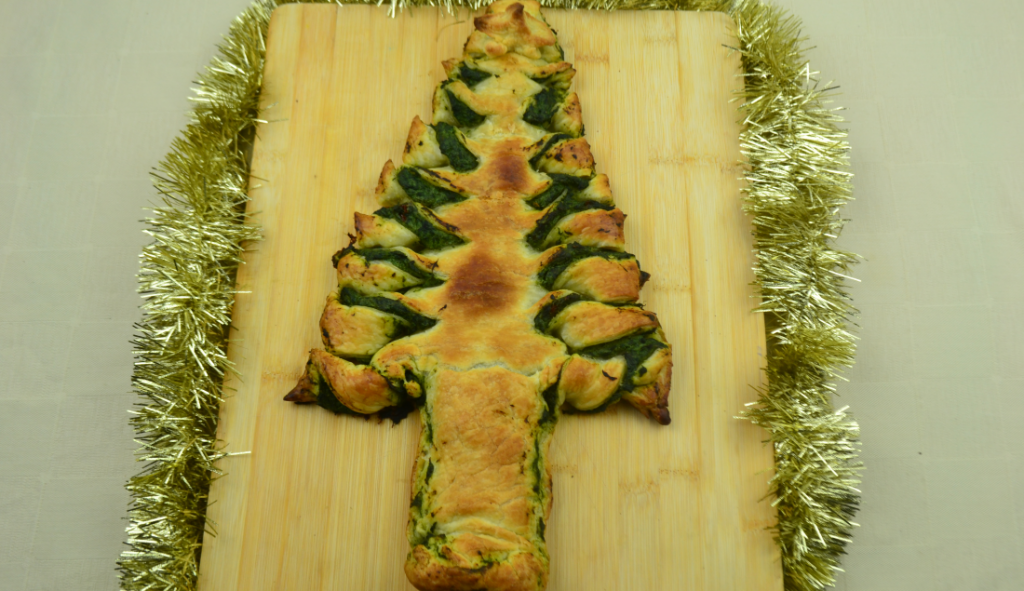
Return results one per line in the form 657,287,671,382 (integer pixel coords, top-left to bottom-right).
197,5,780,590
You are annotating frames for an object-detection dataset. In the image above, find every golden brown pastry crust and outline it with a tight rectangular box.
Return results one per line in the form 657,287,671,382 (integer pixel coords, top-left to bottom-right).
285,2,674,589
549,255,642,303
319,292,398,358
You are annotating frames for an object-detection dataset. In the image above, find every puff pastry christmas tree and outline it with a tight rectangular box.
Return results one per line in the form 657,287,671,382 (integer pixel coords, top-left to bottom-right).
285,2,673,589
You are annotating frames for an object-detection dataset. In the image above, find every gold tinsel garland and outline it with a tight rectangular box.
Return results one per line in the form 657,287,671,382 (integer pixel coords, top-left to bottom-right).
117,1,861,590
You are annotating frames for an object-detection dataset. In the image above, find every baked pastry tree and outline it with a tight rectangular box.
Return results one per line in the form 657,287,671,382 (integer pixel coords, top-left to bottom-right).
285,2,673,589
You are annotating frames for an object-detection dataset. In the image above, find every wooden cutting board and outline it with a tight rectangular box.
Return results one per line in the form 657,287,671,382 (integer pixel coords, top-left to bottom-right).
198,4,781,590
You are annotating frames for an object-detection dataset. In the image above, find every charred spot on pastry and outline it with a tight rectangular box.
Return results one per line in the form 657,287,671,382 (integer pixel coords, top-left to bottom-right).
462,144,531,194
528,133,571,169
446,251,517,316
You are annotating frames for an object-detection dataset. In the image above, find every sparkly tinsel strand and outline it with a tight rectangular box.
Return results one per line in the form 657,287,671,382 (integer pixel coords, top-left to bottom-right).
118,2,278,589
728,5,862,591
118,1,860,590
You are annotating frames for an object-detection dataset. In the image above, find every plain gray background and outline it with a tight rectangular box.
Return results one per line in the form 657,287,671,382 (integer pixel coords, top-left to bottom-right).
0,0,1021,589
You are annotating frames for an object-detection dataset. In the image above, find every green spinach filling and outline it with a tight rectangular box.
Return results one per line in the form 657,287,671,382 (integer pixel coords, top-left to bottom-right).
539,382,559,428
375,203,464,251
523,87,560,126
410,403,438,548
420,403,433,447
533,292,584,334
527,173,591,210
445,88,485,127
528,133,571,170
457,63,491,87
526,195,613,250
396,167,466,208
377,395,418,424
537,242,635,290
339,286,437,335
529,383,559,538
578,333,667,392
315,371,358,415
333,246,442,288
361,248,441,287
433,122,479,172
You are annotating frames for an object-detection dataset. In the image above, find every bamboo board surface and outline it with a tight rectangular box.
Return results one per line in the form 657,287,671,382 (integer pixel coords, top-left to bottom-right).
198,5,781,590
